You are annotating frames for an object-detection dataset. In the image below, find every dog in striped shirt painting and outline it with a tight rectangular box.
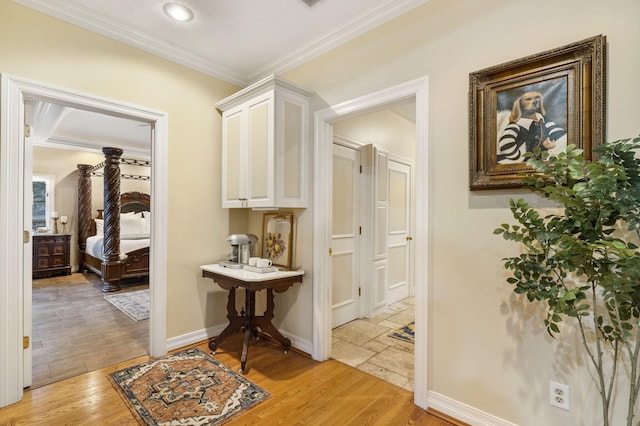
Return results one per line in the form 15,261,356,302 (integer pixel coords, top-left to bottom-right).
496,91,567,164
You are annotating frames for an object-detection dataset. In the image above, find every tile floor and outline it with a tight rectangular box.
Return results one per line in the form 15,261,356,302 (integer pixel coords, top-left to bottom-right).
331,297,415,392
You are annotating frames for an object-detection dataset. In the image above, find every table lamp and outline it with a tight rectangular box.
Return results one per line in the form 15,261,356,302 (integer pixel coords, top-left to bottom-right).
51,211,59,234
60,215,68,234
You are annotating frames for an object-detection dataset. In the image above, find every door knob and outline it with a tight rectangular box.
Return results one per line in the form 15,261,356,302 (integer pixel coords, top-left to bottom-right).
406,236,413,241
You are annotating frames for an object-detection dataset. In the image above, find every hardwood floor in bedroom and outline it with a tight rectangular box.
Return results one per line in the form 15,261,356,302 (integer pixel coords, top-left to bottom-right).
31,272,148,389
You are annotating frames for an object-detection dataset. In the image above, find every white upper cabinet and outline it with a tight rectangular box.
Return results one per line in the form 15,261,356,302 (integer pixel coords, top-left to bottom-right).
216,75,312,209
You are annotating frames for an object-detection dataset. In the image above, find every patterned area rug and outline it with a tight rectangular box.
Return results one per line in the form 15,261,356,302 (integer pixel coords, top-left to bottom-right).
104,289,149,321
388,321,415,343
109,347,270,425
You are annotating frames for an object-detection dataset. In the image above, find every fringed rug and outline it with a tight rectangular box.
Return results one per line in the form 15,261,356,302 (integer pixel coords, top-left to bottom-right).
109,347,270,425
105,289,149,321
388,321,415,343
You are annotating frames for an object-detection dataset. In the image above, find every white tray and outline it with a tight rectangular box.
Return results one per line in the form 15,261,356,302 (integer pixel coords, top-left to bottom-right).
243,265,279,273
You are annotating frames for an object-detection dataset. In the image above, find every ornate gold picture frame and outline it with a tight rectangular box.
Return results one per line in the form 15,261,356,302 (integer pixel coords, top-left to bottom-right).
469,35,606,190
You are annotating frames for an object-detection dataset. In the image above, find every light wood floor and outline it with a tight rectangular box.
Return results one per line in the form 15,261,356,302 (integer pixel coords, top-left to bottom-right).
31,272,148,388
0,336,462,425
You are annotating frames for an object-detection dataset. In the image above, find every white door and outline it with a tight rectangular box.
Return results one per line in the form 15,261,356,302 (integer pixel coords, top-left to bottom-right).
331,144,361,328
386,158,412,305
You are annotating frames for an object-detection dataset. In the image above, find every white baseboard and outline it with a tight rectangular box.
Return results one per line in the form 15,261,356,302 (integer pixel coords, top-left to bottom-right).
428,391,517,426
280,329,312,354
166,324,227,351
166,324,312,355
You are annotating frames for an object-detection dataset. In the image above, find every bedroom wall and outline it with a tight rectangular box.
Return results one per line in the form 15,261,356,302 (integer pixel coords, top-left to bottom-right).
282,0,640,424
32,146,151,271
0,1,241,339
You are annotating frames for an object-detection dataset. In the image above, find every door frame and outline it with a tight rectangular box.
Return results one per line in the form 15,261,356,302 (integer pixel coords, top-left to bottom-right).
0,74,168,407
313,76,430,408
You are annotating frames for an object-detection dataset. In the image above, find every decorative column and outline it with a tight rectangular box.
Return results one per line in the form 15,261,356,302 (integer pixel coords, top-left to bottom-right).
101,147,122,292
77,164,93,256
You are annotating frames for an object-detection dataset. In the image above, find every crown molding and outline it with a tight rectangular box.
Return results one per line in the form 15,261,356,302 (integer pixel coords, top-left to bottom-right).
11,0,429,87
249,0,431,82
214,74,313,112
10,0,249,86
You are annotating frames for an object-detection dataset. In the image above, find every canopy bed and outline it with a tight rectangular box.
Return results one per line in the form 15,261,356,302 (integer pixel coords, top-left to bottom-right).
77,147,151,292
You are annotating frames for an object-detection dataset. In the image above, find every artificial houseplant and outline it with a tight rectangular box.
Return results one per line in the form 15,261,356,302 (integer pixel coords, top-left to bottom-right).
494,136,640,426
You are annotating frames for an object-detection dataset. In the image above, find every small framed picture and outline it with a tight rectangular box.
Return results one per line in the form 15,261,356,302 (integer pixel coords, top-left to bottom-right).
469,35,606,190
261,212,294,270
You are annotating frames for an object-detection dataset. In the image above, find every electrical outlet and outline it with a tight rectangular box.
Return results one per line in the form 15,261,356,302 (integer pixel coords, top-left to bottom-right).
550,381,570,410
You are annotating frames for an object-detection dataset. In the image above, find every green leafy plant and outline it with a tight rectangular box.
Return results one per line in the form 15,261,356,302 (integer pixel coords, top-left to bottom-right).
494,136,640,425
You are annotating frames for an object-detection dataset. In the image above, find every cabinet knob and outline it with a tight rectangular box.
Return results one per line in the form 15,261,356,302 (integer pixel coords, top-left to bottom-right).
406,236,413,241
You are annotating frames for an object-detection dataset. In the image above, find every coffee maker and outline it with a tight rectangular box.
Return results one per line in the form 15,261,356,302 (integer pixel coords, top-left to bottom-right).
219,233,258,269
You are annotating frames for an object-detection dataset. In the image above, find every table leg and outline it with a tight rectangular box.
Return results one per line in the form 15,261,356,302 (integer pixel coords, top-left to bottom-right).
240,326,251,373
240,289,256,373
253,288,291,353
209,287,243,352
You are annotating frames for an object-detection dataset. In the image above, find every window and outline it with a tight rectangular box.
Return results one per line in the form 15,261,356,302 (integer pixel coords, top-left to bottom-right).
32,175,55,232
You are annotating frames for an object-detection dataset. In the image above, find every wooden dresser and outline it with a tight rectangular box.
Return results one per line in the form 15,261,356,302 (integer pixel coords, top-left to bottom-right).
32,234,71,279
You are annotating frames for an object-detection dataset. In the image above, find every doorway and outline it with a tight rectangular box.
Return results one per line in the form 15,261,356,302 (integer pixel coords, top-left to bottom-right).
313,77,429,408
0,74,168,407
29,105,152,388
329,109,416,391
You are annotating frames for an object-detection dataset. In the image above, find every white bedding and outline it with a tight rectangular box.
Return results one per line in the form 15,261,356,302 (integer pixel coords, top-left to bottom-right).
85,234,150,261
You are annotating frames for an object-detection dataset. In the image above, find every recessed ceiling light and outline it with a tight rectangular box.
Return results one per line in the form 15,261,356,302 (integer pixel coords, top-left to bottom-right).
163,3,194,22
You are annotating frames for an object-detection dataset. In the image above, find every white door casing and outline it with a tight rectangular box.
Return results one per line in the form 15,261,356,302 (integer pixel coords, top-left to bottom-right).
331,144,361,328
22,102,34,388
0,74,168,408
313,76,429,409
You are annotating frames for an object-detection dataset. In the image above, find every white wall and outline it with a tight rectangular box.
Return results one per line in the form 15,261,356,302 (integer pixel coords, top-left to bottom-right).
284,0,640,424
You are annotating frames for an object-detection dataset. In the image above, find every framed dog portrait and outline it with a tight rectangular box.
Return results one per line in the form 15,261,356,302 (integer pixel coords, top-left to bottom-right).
469,35,606,190
261,212,294,270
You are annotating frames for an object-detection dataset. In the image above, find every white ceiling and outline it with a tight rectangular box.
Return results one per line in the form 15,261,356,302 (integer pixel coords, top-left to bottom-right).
44,108,154,157
16,0,424,155
13,0,428,86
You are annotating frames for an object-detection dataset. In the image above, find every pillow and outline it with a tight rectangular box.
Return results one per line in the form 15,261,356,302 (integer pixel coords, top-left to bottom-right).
94,219,104,235
95,216,145,235
121,211,143,218
142,211,151,233
120,215,146,235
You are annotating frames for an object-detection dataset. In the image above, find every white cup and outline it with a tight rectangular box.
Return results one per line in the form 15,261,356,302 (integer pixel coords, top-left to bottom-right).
248,257,260,267
256,258,272,268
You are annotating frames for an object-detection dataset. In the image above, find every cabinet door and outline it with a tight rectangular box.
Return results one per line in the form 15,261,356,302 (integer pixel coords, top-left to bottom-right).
246,94,274,207
275,91,308,207
221,108,245,208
